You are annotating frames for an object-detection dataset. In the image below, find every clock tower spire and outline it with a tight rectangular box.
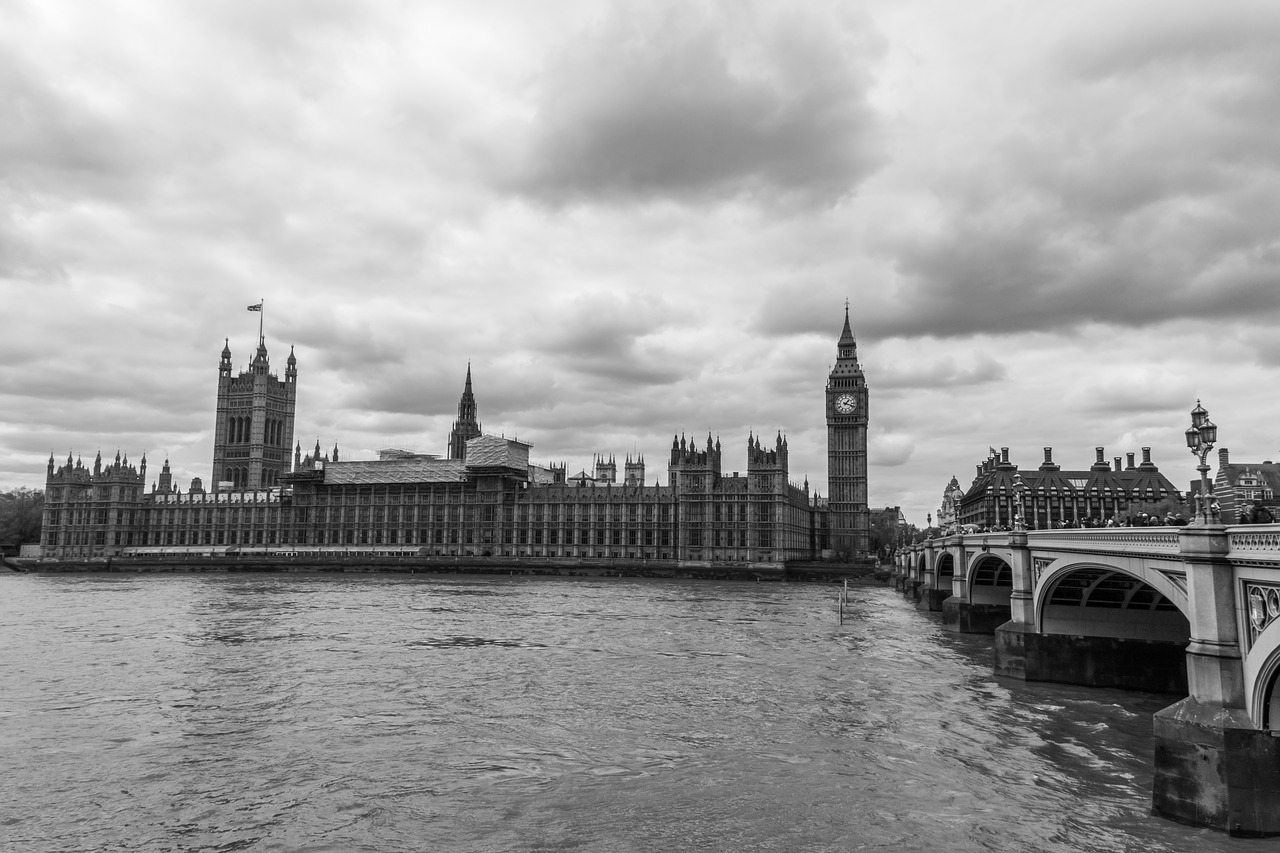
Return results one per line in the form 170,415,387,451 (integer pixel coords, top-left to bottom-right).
826,301,869,558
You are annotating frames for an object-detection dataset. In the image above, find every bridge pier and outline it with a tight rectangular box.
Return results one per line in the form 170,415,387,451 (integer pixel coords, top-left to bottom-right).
915,539,952,612
945,599,1012,634
1152,525,1280,837
895,552,911,593
993,530,1034,679
917,583,947,611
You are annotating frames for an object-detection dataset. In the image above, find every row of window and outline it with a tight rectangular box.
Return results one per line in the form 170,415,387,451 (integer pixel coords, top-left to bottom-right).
225,415,287,446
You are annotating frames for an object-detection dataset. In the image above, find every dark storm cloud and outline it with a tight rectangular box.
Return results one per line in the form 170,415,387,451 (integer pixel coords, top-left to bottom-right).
509,3,883,206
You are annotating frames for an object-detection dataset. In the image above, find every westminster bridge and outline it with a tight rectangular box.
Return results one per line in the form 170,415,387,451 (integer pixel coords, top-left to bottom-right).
894,523,1280,836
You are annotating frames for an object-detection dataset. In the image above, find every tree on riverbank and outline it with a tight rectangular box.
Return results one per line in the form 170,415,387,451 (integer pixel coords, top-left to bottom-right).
0,488,43,552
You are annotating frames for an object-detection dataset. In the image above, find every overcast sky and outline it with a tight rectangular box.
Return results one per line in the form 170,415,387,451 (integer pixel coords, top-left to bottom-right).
3,0,1279,523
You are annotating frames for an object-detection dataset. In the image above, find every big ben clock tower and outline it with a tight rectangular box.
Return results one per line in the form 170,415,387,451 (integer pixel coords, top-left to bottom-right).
826,302,869,557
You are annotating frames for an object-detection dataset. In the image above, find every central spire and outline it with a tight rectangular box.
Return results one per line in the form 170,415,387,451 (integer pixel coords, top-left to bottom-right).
447,363,482,460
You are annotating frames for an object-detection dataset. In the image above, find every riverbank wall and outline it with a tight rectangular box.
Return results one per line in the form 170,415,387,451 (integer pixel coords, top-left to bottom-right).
9,555,880,583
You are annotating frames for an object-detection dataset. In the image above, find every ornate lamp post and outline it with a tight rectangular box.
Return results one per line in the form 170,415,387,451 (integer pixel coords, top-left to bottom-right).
1013,472,1027,532
1185,400,1219,525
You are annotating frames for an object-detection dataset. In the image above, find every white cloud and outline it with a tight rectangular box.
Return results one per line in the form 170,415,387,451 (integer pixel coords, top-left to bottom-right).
3,0,1280,526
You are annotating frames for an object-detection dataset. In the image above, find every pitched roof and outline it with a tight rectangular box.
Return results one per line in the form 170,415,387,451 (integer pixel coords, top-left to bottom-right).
463,435,530,471
321,458,466,485
961,465,1179,503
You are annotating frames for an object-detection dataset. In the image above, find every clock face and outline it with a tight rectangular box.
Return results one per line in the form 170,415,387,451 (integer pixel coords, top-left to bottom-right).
834,394,857,414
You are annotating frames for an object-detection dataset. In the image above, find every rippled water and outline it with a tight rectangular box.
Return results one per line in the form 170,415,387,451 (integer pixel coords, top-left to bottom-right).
0,573,1257,852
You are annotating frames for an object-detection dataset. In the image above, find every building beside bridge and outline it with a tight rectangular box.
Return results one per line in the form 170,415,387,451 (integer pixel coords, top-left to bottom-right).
1211,447,1280,523
957,445,1181,529
40,313,872,563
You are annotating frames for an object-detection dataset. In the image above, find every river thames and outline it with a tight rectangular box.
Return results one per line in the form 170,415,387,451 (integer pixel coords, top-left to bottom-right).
0,573,1260,852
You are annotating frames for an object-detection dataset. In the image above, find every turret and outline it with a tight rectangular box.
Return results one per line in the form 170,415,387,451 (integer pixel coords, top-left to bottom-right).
251,337,270,375
624,453,645,487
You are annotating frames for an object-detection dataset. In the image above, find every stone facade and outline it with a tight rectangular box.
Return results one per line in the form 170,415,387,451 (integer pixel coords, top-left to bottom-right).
212,337,296,491
824,306,870,556
40,326,847,564
1211,447,1280,523
957,445,1181,529
937,476,963,532
446,364,481,460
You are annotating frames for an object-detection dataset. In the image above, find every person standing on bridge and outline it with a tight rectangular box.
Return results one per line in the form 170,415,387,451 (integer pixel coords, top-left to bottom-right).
1242,499,1274,524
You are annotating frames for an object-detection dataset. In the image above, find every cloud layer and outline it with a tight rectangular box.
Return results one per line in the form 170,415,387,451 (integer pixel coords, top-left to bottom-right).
3,0,1279,524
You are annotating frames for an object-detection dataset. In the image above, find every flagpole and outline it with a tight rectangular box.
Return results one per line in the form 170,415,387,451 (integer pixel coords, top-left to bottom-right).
259,298,264,343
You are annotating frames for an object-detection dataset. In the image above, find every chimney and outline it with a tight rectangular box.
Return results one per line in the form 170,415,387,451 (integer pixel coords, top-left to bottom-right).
1140,447,1156,469
1114,457,1122,472
1219,447,1230,467
1092,447,1111,472
1126,453,1135,470
1039,447,1060,472
1001,447,1010,465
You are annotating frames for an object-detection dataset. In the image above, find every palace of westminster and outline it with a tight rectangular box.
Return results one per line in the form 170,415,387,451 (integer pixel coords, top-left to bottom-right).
38,311,874,564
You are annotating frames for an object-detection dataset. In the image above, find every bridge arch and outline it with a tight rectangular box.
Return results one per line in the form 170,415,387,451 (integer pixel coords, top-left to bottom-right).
915,553,927,577
1252,648,1280,731
1245,594,1280,730
1036,561,1189,642
935,551,955,580
967,553,1013,607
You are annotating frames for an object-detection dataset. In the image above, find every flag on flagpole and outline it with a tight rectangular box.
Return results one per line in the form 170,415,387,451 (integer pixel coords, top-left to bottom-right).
247,303,263,312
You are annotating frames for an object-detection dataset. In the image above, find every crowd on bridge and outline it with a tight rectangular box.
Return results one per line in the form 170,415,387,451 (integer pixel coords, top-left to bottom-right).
944,512,1189,535
1059,512,1189,528
933,498,1280,537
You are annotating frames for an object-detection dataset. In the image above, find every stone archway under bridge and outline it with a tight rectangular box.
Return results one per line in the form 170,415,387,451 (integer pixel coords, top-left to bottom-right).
944,552,1014,634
